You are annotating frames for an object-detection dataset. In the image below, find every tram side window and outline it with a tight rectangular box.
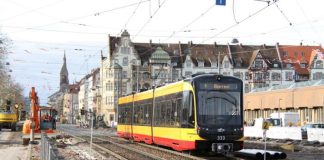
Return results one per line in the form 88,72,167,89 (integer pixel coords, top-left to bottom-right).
125,106,132,125
176,98,182,127
182,91,194,128
143,104,149,125
118,105,124,124
166,101,172,126
139,105,144,124
171,100,178,127
154,103,161,126
161,101,166,126
133,104,139,125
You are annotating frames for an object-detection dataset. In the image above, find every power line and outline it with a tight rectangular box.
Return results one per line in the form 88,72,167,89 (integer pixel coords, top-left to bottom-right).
132,0,168,40
121,0,145,34
191,0,280,49
8,1,150,34
274,2,304,42
164,4,215,42
0,0,65,22
295,0,323,43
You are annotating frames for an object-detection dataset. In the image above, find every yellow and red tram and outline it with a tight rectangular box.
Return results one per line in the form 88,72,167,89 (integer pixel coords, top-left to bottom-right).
117,74,244,153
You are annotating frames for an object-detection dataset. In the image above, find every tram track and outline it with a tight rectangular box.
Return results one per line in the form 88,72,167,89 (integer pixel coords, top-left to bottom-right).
58,126,244,160
60,127,164,160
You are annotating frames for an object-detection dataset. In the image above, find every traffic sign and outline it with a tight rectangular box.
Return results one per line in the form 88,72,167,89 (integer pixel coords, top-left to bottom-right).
216,0,226,6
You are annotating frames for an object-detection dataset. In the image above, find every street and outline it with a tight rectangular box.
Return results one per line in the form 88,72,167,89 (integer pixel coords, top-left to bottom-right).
0,129,29,160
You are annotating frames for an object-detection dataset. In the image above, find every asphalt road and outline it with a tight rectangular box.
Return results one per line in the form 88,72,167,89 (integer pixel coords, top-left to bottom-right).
0,129,29,160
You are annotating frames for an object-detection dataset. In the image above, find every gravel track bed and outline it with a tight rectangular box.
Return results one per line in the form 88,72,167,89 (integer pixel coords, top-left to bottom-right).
81,136,159,160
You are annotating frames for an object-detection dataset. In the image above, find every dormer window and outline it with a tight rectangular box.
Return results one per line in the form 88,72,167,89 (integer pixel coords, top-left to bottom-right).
120,47,130,54
300,63,306,68
274,63,278,68
301,52,305,57
254,60,263,68
198,61,204,67
283,51,288,57
186,61,191,67
315,60,323,68
224,61,229,68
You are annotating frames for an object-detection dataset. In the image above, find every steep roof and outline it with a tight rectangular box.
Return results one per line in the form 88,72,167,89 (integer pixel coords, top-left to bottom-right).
230,44,260,68
60,52,68,75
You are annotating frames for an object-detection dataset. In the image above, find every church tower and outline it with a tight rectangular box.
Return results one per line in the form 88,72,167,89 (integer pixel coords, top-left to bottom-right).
60,52,69,92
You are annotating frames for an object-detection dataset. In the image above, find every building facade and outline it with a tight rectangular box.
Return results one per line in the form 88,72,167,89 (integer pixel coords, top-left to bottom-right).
97,30,324,125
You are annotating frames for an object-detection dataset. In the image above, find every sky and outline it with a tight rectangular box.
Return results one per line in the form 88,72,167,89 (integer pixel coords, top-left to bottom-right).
1,0,324,105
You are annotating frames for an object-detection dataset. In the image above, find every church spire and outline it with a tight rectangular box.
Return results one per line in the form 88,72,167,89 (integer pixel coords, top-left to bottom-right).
60,51,69,92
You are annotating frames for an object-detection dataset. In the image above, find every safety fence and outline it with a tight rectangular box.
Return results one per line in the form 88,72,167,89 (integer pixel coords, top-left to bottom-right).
245,127,324,142
308,128,324,142
244,126,302,140
41,133,64,160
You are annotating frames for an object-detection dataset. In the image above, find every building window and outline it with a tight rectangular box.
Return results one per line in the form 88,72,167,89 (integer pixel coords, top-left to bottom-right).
245,72,249,80
244,84,250,93
224,61,229,68
315,60,323,68
271,72,281,81
301,52,305,57
285,71,293,81
283,51,288,57
198,61,204,67
122,71,127,78
273,63,278,68
121,47,130,54
294,52,298,57
185,71,192,77
313,72,323,80
300,63,306,68
172,70,179,79
186,62,191,67
286,63,292,68
233,72,241,79
254,60,263,68
123,57,128,66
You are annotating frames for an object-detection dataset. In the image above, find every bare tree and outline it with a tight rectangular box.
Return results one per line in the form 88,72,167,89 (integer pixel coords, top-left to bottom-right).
0,32,23,108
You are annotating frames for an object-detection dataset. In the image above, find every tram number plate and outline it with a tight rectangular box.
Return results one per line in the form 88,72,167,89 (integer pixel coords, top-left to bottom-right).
217,136,225,141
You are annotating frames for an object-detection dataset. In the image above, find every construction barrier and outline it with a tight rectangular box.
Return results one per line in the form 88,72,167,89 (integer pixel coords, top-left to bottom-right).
244,126,302,140
307,128,324,142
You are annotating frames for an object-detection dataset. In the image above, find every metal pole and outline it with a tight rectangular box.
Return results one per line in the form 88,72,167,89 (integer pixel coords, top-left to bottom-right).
322,96,324,123
90,112,93,157
264,129,267,160
71,93,74,124
136,65,139,92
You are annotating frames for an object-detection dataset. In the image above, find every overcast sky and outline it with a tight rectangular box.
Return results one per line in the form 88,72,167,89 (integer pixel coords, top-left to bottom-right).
1,0,324,105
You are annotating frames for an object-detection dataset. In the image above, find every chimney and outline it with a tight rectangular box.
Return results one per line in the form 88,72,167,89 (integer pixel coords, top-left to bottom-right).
263,44,266,48
300,42,303,46
239,43,243,48
214,42,217,47
149,39,152,47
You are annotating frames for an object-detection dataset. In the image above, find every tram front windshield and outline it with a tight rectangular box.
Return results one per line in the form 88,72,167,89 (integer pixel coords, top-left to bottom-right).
196,82,241,127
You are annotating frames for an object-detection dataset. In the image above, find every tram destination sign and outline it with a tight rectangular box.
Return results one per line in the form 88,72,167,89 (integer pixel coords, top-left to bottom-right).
199,83,238,90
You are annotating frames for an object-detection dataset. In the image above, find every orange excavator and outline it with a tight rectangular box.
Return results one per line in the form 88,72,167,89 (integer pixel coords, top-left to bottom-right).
22,87,57,145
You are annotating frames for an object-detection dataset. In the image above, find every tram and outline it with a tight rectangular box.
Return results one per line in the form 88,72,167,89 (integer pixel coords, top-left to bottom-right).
117,74,244,153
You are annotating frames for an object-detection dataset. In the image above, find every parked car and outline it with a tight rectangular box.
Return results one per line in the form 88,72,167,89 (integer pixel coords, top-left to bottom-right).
301,123,324,139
